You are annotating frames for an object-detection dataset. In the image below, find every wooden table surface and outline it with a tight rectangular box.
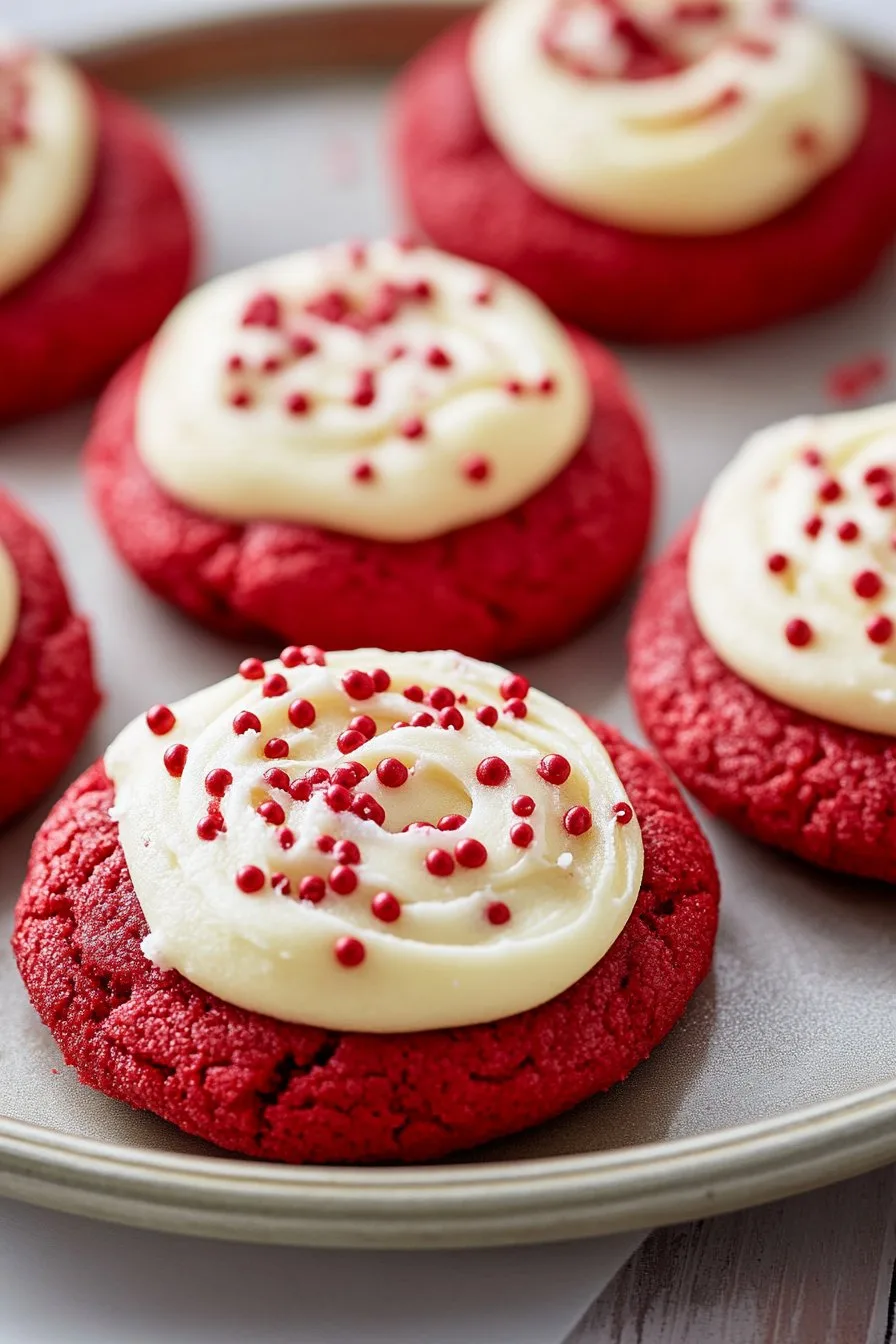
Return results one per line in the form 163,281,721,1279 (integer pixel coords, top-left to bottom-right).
568,1166,896,1343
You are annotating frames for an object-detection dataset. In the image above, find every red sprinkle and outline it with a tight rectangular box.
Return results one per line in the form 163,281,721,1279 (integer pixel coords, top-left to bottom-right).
463,455,491,483
350,714,377,741
818,478,842,504
304,767,331,787
299,875,326,903
271,873,291,896
326,784,353,812
804,516,823,539
614,801,634,826
257,800,286,826
455,838,487,868
372,668,391,692
500,675,529,701
263,673,288,698
486,901,511,926
538,375,556,395
875,488,896,509
228,390,252,410
867,615,894,645
512,795,535,817
803,448,823,467
476,706,499,727
342,669,375,700
510,822,534,848
329,865,358,895
838,521,860,542
163,744,188,778
337,730,367,757
236,865,266,894
290,333,317,358
278,827,295,850
400,416,426,440
239,658,265,680
205,768,233,797
564,806,593,836
437,814,466,831
353,459,375,483
853,570,883,600
335,936,366,967
351,369,377,407
288,698,316,729
785,618,813,648
426,345,452,368
503,699,527,719
351,793,386,825
372,891,401,922
767,553,789,574
300,644,327,665
241,291,281,328
792,126,821,157
332,761,368,788
285,392,311,416
411,712,434,728
233,710,261,735
289,779,312,802
196,816,221,841
864,466,892,486
476,756,510,787
404,685,425,702
335,839,361,865
264,738,290,759
146,704,175,736
538,754,571,785
377,758,409,788
316,835,336,853
429,686,456,710
504,379,523,396
439,706,464,731
426,848,455,877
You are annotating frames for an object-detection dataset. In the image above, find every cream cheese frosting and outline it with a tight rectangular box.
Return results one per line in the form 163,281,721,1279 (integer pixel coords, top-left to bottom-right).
134,240,591,543
0,537,19,665
0,39,96,296
470,0,866,235
690,403,896,735
105,648,643,1033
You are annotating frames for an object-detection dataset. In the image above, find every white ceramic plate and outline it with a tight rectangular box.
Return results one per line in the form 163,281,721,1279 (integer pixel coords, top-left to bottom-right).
1,16,896,1248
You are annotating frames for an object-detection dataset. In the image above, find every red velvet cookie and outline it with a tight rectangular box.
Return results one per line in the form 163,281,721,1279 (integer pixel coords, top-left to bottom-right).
13,720,718,1165
0,490,100,823
86,302,653,660
392,19,896,342
0,83,194,423
629,524,896,883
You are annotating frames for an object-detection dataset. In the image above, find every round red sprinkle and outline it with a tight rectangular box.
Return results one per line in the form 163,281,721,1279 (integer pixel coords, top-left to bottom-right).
804,516,823,539
205,768,233,797
785,618,813,648
264,767,291,792
299,875,326,903
146,704,175,735
503,699,527,719
476,705,499,727
326,784,353,812
403,684,425,702
226,354,244,372
278,827,295,850
372,891,401,922
351,369,376,407
767,553,789,574
802,447,823,467
317,835,336,853
439,706,464,730
853,570,883,600
377,758,409,788
335,839,361,865
236,865,265,894
614,802,633,825
264,738,290,759
229,390,252,410
350,714,377,741
271,873,291,895
300,645,327,666
335,936,365,967
285,392,311,416
289,779,312,802
437,814,466,831
290,333,317,358
241,291,281,328
342,669,375,700
455,837,487,868
338,729,367,755
196,816,220,841
400,416,425,440
486,901,511,926
564,806,593,836
512,795,535,817
163,744,188,778
504,379,523,396
304,766,330,787
818,478,842,503
426,848,455,877
263,673,288,698
429,686,456,710
410,711,434,727
463,455,490,483
257,800,286,826
239,658,265,680
372,668,391,692
477,756,510,786
233,710,261,735
510,822,534,848
332,761,368,788
500,675,529,701
875,488,896,509
864,466,892,486
351,793,386,825
537,754,571,785
262,355,282,374
838,521,860,542
867,615,894,644
280,646,304,667
288,698,316,729
538,375,556,395
353,460,375,483
425,345,452,368
329,865,358,895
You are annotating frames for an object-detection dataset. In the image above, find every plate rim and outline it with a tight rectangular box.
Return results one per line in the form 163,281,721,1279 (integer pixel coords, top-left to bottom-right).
2,1076,895,1246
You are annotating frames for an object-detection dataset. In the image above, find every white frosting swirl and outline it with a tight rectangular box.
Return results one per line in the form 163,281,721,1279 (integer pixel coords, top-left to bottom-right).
135,241,590,543
470,0,865,235
0,537,19,665
0,39,96,296
104,648,643,1032
690,403,896,735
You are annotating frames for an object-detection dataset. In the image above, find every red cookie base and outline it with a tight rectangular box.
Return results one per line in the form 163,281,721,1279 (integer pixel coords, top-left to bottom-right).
85,330,654,659
629,524,896,883
13,721,719,1165
0,84,194,423
392,20,896,342
0,491,100,824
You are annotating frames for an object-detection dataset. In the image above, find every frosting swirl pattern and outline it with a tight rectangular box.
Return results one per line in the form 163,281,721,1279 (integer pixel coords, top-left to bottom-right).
0,39,96,296
690,403,896,735
135,241,590,542
105,648,643,1032
470,0,865,235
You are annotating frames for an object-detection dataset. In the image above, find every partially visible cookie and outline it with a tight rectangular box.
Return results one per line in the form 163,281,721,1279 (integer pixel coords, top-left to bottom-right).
630,403,896,883
14,649,718,1164
87,240,653,659
0,490,100,823
0,41,194,422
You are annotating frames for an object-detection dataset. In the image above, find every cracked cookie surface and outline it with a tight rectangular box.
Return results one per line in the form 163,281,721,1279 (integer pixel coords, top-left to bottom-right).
12,720,718,1164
